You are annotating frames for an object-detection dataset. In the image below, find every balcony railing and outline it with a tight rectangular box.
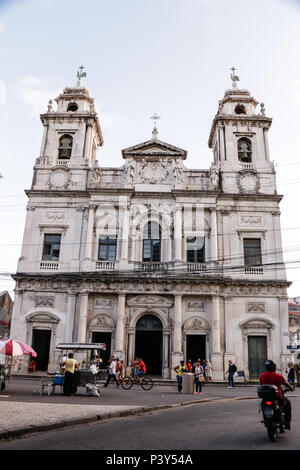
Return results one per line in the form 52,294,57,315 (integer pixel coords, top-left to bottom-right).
186,263,207,273
245,266,263,275
95,261,116,271
40,261,59,271
240,162,256,171
134,262,171,273
56,159,70,167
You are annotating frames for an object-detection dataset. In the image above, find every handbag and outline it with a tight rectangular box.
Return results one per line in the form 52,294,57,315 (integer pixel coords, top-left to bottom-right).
199,375,205,382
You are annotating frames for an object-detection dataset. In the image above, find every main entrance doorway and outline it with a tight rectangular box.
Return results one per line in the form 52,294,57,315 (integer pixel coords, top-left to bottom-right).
248,336,267,378
31,329,51,371
92,332,111,367
186,335,206,364
135,314,163,375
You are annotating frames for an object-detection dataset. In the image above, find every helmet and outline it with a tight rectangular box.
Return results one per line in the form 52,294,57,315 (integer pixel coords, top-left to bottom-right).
265,360,276,372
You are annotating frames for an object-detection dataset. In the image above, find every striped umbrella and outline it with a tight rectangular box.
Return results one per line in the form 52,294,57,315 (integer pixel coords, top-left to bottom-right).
0,339,37,357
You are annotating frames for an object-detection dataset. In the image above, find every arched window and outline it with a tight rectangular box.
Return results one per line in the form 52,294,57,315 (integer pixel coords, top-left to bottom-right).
143,221,161,262
58,134,73,159
238,137,252,163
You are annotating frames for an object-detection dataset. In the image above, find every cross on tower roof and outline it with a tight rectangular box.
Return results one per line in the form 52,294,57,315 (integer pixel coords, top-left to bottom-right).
76,65,87,87
230,66,240,88
150,113,161,141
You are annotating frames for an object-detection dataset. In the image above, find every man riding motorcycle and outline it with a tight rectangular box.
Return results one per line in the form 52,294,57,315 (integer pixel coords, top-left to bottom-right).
259,360,293,429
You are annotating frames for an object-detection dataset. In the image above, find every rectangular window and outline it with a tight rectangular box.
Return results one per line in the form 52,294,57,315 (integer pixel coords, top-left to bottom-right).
186,237,205,263
243,238,262,266
98,237,117,261
42,234,61,261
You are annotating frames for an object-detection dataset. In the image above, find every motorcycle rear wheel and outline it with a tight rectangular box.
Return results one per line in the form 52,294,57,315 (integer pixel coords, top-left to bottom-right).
267,425,278,442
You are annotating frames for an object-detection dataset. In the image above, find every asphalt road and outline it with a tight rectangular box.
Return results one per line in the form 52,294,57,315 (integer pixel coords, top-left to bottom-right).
2,395,300,451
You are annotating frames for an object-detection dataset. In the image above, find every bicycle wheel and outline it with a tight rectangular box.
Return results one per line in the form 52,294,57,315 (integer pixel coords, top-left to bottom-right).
120,376,134,390
141,376,153,391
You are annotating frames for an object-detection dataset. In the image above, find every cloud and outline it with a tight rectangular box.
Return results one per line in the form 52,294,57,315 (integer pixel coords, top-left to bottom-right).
0,21,6,33
16,75,59,116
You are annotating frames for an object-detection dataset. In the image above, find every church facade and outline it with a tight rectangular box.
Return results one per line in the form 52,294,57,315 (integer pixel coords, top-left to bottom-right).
10,78,291,378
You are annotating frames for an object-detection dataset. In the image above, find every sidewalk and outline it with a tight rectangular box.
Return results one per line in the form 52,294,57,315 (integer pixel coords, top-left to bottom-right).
0,377,260,441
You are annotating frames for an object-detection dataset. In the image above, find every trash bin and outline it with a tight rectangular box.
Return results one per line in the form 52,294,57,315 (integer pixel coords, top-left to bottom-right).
182,372,194,393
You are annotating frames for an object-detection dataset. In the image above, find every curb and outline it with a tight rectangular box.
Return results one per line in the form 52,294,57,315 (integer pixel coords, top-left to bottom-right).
0,395,259,442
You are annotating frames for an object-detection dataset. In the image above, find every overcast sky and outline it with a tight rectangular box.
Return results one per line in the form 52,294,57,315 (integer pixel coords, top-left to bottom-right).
0,0,300,298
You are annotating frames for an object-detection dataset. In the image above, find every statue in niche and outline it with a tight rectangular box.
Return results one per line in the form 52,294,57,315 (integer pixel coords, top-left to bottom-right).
172,159,184,183
124,158,136,184
210,164,219,187
91,160,102,182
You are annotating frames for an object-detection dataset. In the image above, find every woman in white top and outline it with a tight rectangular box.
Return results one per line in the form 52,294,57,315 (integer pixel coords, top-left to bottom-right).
205,360,212,382
194,361,204,394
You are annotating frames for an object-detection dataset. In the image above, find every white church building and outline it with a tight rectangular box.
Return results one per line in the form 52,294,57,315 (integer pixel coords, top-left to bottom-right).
10,72,291,378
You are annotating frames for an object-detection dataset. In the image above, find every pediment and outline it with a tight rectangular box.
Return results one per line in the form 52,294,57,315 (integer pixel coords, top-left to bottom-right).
122,139,187,160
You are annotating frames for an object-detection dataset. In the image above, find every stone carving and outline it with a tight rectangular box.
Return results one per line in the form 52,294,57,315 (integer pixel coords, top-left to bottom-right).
45,211,66,222
237,171,259,194
240,215,263,226
259,103,266,116
187,301,206,312
172,159,184,183
209,164,219,187
94,297,114,309
47,100,53,113
48,167,71,190
124,158,136,185
138,159,169,184
246,302,265,313
127,295,172,307
91,161,102,183
183,316,209,331
35,295,55,307
89,313,114,329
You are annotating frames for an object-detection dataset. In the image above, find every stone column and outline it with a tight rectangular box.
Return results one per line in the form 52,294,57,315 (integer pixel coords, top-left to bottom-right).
272,212,285,279
84,123,93,163
9,290,23,340
210,208,218,262
163,330,170,378
223,296,236,371
171,295,183,377
120,199,129,266
279,297,292,370
263,127,270,161
127,329,135,367
83,205,95,269
113,294,126,359
174,206,182,261
65,293,76,342
77,292,88,343
211,295,222,379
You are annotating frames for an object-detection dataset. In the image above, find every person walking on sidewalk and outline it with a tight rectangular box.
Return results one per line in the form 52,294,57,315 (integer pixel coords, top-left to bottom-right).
226,360,237,389
62,353,78,396
104,356,120,387
174,361,187,393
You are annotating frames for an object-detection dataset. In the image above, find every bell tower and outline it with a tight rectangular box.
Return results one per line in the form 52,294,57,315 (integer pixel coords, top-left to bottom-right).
32,67,103,191
208,69,276,195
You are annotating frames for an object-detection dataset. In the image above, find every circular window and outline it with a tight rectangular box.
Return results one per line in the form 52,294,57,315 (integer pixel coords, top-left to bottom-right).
67,102,78,112
235,104,246,115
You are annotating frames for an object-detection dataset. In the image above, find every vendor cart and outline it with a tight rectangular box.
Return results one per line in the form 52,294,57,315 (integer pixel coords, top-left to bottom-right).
54,342,106,395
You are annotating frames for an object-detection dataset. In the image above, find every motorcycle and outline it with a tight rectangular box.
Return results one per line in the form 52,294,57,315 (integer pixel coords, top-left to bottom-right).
257,384,290,442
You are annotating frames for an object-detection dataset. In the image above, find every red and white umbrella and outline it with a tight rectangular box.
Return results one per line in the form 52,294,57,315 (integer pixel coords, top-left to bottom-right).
0,339,37,357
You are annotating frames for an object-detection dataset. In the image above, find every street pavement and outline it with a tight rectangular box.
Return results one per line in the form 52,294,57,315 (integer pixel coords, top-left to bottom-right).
0,376,267,441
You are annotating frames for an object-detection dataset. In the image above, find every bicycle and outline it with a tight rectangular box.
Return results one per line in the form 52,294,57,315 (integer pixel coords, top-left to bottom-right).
120,374,153,391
